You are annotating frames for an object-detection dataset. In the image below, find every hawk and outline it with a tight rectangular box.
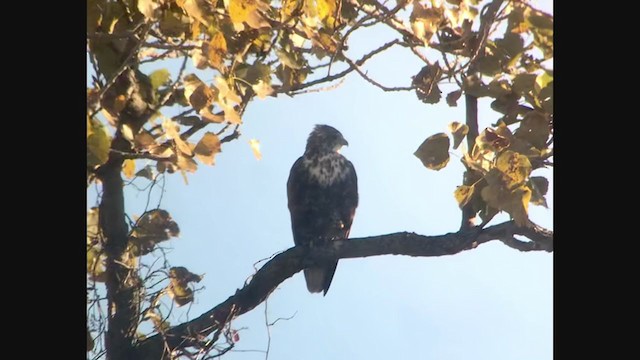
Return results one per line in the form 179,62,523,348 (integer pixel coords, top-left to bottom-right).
287,125,358,295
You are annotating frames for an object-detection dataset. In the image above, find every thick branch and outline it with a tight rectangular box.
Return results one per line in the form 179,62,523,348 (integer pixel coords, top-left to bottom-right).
134,220,552,359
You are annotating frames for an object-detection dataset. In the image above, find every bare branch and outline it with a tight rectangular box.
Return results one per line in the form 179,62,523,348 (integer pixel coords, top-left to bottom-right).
134,220,552,359
343,55,414,92
285,39,403,94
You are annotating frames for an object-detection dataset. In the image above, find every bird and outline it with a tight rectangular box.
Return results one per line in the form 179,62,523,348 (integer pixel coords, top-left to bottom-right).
287,125,358,295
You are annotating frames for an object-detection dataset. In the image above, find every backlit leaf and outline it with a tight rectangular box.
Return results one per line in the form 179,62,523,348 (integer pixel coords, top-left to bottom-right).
507,185,531,226
514,111,550,149
446,90,462,107
123,159,136,179
207,32,228,70
168,266,203,306
130,210,180,256
87,117,111,169
252,80,274,99
529,176,549,207
414,133,450,170
137,0,161,20
448,121,469,150
149,69,170,90
495,150,531,187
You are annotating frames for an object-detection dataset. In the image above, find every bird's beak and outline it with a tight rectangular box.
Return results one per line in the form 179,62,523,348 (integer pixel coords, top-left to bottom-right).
342,138,349,147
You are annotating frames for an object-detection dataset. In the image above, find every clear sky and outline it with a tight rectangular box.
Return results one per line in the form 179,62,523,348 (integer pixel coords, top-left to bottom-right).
88,1,553,359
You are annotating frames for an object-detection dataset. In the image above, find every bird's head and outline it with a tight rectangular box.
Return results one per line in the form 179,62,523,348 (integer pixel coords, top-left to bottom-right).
305,124,349,155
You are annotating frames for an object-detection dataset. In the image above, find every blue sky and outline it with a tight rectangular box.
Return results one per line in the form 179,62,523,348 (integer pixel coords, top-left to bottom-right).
88,1,553,358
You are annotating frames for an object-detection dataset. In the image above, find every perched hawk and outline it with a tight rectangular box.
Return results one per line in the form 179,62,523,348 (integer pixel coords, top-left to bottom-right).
287,125,358,295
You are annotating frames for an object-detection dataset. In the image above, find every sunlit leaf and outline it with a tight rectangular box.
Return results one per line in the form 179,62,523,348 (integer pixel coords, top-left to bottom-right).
87,117,111,169
454,185,474,209
507,185,531,226
194,132,222,165
414,133,450,170
199,107,225,123
180,0,210,26
249,139,262,160
252,80,274,99
137,0,161,20
206,31,228,70
449,121,469,150
123,159,136,179
495,150,532,187
162,119,193,156
183,74,215,111
149,69,170,90
177,154,198,172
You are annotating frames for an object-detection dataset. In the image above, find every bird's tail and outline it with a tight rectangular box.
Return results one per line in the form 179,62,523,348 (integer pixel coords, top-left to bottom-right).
304,262,338,296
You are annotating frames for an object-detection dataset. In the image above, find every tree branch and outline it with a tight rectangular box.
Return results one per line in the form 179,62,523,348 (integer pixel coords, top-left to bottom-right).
134,220,552,359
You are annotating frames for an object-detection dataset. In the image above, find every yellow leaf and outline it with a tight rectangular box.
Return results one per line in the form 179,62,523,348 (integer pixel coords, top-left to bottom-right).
194,132,222,165
134,131,156,149
454,185,474,209
123,159,136,179
180,0,209,26
228,0,269,28
207,32,227,71
414,133,450,170
507,185,531,226
249,139,262,160
448,121,469,150
137,0,160,20
162,119,193,156
87,117,111,168
183,74,215,110
199,107,225,123
252,80,274,99
214,76,242,104
495,150,531,187
282,0,303,22
177,154,198,172
317,0,336,20
221,103,242,124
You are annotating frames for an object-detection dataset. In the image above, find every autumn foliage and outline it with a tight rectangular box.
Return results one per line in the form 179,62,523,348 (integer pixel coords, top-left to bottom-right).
87,0,552,358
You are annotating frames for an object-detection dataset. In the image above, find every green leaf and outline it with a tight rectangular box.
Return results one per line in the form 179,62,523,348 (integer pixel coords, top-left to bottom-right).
149,69,171,90
414,133,450,170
